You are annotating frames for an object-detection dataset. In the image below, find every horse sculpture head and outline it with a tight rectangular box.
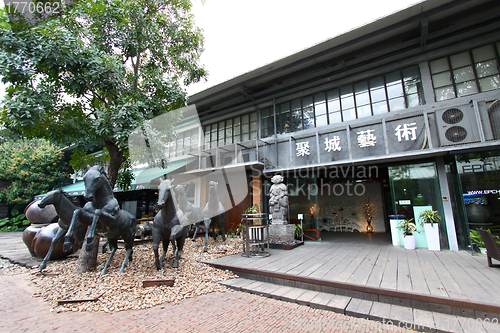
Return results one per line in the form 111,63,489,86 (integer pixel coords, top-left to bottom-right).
174,184,186,196
38,188,64,208
157,178,174,210
83,165,109,201
208,181,218,194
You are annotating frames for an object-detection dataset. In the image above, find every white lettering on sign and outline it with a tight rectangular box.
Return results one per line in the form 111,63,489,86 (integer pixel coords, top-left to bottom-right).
325,136,342,152
357,129,377,148
296,141,311,157
395,123,418,142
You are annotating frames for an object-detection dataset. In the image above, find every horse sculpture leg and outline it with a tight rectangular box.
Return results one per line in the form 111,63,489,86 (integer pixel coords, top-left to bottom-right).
203,218,211,252
101,239,117,275
218,216,226,246
152,227,162,270
38,223,66,271
64,209,83,253
172,235,185,268
119,240,133,274
85,209,101,252
192,222,200,241
159,238,169,267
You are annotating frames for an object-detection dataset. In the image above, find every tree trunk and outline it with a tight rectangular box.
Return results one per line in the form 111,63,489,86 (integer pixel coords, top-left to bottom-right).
76,228,100,273
105,140,125,188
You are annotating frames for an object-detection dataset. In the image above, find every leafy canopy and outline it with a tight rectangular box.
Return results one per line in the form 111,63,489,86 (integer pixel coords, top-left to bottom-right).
0,0,206,185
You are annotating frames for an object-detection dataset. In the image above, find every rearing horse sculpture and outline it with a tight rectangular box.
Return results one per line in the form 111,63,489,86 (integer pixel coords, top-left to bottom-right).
203,181,226,252
37,189,87,271
63,166,137,274
153,178,189,269
174,184,204,241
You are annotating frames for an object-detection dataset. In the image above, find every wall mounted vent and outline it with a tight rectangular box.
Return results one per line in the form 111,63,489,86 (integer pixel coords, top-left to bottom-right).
436,104,480,146
488,99,500,140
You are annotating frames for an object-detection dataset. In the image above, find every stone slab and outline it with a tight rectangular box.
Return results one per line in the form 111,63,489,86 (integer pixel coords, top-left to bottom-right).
269,224,295,243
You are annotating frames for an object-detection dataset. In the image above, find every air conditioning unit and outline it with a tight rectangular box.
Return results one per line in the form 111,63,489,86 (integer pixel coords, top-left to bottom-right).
435,104,481,146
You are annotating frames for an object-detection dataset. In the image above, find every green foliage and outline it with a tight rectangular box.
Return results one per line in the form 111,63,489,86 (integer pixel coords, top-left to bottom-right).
0,138,69,204
418,210,441,227
243,204,260,215
0,0,207,186
0,208,30,232
397,218,417,236
294,223,302,240
470,229,500,248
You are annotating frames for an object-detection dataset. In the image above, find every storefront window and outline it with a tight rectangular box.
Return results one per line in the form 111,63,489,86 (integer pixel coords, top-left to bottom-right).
455,151,500,252
389,162,447,248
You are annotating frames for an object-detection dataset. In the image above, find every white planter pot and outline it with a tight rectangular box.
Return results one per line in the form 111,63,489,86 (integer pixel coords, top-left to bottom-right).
402,234,416,250
424,223,441,251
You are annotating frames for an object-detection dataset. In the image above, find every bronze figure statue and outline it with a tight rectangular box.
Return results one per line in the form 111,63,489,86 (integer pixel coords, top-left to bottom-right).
153,178,188,269
203,181,226,252
174,184,204,241
36,189,87,271
63,166,137,274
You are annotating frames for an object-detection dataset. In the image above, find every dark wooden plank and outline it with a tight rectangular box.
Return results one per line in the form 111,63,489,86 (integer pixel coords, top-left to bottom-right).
142,279,174,288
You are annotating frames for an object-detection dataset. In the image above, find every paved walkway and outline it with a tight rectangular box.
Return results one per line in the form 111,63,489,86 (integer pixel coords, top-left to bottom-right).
0,232,413,333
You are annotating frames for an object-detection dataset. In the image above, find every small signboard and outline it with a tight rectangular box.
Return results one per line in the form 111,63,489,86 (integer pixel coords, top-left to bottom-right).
398,200,411,205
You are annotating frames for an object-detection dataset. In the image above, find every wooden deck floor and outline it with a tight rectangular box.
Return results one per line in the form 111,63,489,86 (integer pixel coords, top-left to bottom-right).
209,232,500,308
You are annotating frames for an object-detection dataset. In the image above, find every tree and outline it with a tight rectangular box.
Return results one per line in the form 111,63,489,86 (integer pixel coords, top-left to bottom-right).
0,0,207,187
0,138,69,205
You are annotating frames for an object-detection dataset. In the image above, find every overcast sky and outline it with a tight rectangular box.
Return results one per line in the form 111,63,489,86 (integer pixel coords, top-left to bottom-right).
186,0,425,96
0,0,425,98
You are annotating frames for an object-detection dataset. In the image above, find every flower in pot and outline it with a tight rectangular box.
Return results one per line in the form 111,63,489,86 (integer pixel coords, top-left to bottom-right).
397,218,417,250
419,210,441,251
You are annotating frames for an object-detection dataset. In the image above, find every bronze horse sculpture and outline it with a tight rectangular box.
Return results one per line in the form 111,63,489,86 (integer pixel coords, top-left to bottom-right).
174,184,204,241
153,178,189,269
203,181,226,252
63,166,137,274
37,189,87,271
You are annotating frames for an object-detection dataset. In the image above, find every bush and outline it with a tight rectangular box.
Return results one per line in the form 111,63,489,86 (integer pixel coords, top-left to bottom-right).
0,207,29,232
0,139,70,204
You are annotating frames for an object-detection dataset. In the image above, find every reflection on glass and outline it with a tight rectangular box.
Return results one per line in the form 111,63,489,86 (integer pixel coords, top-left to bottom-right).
476,60,499,78
386,82,404,99
432,72,453,88
370,87,386,102
389,97,405,111
342,108,356,121
456,80,478,97
407,94,420,108
341,95,354,109
453,66,475,83
292,109,302,131
372,101,388,114
329,111,342,124
434,86,456,101
355,91,370,106
357,104,372,118
479,76,500,92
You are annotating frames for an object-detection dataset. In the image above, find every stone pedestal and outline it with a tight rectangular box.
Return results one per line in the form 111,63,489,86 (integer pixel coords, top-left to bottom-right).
269,224,295,243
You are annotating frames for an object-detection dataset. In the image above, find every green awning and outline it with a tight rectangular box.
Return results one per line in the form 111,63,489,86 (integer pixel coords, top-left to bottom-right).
34,158,195,199
129,158,195,190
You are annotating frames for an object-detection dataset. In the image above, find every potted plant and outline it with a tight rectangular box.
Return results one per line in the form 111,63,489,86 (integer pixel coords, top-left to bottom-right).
397,218,417,250
419,210,441,251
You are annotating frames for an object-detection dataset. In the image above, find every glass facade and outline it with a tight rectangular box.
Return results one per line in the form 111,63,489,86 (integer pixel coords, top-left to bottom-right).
261,65,423,138
204,111,258,148
430,42,500,101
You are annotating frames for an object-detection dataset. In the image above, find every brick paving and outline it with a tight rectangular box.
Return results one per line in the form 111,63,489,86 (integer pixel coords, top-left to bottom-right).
0,232,414,332
0,272,415,333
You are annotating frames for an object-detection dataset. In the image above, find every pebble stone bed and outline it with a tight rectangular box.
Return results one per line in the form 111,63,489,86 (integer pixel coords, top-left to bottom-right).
2,237,242,314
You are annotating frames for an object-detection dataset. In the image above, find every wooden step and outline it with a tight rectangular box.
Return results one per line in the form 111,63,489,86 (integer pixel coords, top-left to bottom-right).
220,278,500,333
